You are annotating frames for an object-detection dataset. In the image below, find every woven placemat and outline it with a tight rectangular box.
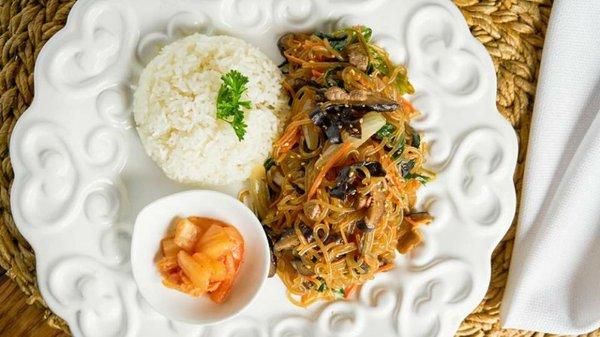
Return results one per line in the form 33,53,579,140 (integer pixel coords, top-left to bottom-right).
1,0,597,336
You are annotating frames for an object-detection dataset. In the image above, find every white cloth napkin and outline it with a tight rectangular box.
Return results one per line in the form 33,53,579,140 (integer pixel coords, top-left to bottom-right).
500,0,600,334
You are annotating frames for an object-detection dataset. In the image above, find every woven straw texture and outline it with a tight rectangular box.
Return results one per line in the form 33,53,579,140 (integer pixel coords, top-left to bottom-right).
0,0,598,336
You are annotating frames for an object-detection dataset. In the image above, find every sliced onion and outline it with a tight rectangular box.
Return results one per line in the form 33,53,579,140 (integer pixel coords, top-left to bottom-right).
348,111,386,148
314,142,341,170
248,165,270,220
302,124,320,151
272,170,284,186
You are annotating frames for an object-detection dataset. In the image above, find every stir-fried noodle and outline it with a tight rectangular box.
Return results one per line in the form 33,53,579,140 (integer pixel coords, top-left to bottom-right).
242,26,434,306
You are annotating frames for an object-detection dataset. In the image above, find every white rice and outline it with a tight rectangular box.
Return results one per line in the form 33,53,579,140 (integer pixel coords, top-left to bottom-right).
134,34,289,185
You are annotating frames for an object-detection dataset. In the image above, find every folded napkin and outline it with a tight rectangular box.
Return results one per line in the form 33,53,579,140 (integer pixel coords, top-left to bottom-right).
500,0,600,334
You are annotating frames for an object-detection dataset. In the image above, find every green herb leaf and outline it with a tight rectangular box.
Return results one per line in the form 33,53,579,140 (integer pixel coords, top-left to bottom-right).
331,39,348,52
392,136,405,160
376,123,395,139
368,46,389,75
263,157,276,171
412,132,421,149
323,66,342,87
361,27,372,42
317,26,373,52
401,159,416,177
316,30,348,51
216,70,252,141
317,283,328,292
404,173,430,184
333,288,345,298
394,70,415,95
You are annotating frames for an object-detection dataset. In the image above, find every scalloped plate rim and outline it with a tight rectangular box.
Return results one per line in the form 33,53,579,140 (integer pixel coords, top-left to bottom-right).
8,0,518,336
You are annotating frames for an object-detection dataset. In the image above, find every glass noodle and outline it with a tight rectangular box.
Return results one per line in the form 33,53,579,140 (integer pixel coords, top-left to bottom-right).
241,26,433,306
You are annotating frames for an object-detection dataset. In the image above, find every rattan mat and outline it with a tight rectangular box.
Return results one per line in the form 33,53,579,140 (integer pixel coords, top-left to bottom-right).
1,0,597,336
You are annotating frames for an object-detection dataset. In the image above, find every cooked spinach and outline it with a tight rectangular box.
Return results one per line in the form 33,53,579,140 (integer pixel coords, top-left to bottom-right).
323,66,343,87
316,26,373,52
412,132,421,149
264,157,276,171
404,173,430,184
391,136,406,160
376,123,396,139
395,71,415,95
368,46,389,74
333,288,345,298
400,159,416,177
317,282,328,292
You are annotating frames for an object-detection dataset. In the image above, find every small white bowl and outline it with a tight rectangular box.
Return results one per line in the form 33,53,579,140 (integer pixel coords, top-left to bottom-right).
130,190,270,325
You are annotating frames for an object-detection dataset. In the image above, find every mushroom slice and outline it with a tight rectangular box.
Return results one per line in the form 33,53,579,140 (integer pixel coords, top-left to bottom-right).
291,257,315,276
273,229,300,252
365,187,385,230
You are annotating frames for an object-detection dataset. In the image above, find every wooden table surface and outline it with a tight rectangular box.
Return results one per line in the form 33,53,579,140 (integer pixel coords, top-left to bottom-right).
0,271,68,337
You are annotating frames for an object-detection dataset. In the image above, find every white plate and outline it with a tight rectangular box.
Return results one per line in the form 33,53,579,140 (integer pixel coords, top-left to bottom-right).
9,0,518,336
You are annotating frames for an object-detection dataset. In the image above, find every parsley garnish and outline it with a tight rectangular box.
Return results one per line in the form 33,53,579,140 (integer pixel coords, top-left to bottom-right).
216,70,251,141
317,283,328,292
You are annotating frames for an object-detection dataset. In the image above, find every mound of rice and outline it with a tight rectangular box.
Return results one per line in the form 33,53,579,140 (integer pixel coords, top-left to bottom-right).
134,34,289,185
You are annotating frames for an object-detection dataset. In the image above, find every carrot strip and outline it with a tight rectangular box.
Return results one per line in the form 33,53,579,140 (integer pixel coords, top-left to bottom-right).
311,69,324,78
400,97,416,114
307,142,352,200
378,263,395,272
303,61,347,69
380,153,403,188
274,118,312,160
284,51,307,65
344,284,359,299
275,128,301,161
